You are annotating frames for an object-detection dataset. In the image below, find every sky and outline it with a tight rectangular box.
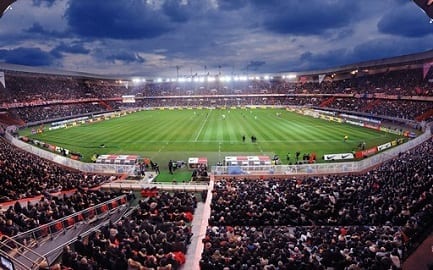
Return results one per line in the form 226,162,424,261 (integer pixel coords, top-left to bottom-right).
0,0,432,78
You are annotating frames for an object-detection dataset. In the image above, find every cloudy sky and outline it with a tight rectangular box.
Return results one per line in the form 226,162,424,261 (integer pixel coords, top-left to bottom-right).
0,0,432,78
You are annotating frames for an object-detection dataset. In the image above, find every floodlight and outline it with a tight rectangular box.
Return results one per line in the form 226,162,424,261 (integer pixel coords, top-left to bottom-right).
207,76,215,82
225,76,232,82
240,76,248,81
233,76,240,81
198,77,205,83
156,78,163,83
255,76,260,80
264,75,270,80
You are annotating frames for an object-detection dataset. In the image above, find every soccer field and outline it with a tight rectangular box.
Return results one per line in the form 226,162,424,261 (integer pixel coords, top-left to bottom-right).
22,108,403,168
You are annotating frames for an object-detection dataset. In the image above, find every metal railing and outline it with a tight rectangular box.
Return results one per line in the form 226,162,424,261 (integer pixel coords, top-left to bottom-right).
10,195,128,245
0,235,47,270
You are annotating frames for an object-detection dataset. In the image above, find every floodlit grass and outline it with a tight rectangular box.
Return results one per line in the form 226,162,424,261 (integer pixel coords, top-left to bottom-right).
21,108,404,174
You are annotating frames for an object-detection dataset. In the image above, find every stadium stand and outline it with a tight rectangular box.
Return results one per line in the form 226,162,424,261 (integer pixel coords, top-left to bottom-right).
201,138,433,269
0,138,118,202
62,191,197,270
0,50,431,269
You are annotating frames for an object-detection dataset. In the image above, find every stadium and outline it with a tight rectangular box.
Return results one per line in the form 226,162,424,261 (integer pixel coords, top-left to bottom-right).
1,1,433,270
0,49,432,270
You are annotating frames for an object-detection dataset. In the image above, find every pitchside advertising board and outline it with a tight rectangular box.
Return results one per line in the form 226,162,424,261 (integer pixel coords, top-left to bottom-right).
323,153,355,161
95,154,139,165
224,156,272,166
325,140,400,161
122,95,136,103
188,157,208,169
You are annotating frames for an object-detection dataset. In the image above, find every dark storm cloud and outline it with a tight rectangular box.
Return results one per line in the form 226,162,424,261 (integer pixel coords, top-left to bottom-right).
25,22,68,38
65,0,172,39
162,0,190,23
32,0,56,7
0,47,57,66
295,36,433,72
51,42,90,57
378,4,433,37
245,60,266,71
251,0,357,35
105,51,145,64
298,49,351,70
218,0,247,11
3,0,432,76
351,38,425,61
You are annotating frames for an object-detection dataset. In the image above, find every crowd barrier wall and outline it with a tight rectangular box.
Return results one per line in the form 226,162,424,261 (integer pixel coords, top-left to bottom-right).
5,122,432,178
211,123,432,177
5,132,135,175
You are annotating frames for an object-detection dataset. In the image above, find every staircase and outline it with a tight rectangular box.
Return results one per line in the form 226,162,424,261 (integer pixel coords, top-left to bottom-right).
319,97,335,107
415,108,433,122
98,100,113,111
0,235,46,270
0,111,25,126
362,99,382,112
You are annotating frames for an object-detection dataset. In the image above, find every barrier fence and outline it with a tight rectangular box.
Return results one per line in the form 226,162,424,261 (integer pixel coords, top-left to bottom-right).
211,124,432,176
5,122,432,178
5,132,136,175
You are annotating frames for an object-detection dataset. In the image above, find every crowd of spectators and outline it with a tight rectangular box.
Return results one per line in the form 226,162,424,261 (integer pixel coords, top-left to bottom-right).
0,138,117,202
133,67,432,97
107,96,324,110
11,103,106,123
62,191,197,270
363,100,433,120
1,66,431,104
325,98,373,113
0,189,126,237
201,225,406,270
0,72,127,103
0,64,432,124
201,138,433,269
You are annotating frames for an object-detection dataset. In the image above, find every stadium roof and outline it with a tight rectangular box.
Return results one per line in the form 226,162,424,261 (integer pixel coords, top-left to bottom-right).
0,0,15,18
1,49,433,81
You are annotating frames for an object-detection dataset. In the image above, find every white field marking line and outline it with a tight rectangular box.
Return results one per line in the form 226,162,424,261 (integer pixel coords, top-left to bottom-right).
258,143,264,153
158,146,166,152
194,110,211,142
129,139,367,144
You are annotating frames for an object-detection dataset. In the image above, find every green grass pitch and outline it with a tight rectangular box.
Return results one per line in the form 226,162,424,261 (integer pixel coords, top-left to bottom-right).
21,108,403,171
